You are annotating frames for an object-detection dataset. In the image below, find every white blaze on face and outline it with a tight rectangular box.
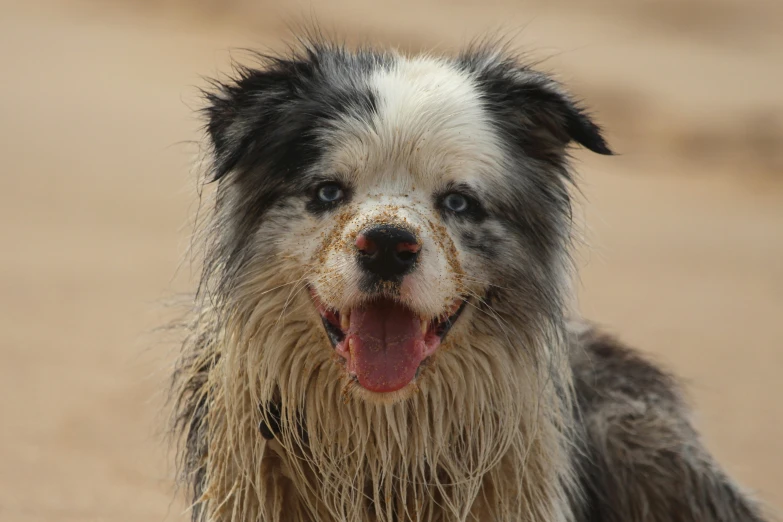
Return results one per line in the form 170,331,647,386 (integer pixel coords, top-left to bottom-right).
309,55,507,317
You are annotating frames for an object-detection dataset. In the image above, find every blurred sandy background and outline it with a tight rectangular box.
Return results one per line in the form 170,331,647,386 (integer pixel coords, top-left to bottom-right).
1,0,781,520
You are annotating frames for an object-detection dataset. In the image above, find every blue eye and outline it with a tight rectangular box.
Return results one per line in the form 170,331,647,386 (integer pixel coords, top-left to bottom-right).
317,183,345,203
442,193,469,213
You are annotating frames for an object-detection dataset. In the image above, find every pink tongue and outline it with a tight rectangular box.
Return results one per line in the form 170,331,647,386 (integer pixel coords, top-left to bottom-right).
346,299,426,393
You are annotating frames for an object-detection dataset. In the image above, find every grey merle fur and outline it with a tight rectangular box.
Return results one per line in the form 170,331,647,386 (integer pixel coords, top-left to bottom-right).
173,42,769,521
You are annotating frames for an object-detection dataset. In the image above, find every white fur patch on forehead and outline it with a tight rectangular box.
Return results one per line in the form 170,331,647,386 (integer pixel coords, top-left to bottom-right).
330,54,507,188
370,55,506,183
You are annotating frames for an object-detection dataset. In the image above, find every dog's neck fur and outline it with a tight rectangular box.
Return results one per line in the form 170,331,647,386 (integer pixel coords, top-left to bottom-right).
181,258,578,522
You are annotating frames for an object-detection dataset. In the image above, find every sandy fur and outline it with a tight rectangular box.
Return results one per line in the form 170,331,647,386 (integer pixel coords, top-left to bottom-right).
174,223,581,520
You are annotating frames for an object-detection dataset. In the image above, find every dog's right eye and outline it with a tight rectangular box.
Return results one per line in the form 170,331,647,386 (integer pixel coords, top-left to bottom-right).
316,183,345,203
442,193,469,213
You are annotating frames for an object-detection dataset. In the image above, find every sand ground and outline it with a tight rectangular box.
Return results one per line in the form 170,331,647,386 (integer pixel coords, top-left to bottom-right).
0,0,781,520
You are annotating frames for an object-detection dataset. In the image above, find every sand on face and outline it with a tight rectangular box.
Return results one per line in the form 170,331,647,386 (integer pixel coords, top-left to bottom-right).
0,0,780,520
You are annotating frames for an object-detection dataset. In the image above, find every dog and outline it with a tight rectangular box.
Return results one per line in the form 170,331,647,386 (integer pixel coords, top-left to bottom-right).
171,41,769,522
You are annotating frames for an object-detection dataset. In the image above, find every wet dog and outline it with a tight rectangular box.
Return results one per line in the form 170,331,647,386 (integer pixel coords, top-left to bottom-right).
171,41,768,521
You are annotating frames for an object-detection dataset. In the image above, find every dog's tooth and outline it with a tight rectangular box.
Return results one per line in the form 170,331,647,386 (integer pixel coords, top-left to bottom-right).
421,319,428,334
348,337,355,355
340,310,350,331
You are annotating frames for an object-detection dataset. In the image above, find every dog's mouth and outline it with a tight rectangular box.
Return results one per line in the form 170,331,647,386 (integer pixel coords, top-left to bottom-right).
311,291,467,393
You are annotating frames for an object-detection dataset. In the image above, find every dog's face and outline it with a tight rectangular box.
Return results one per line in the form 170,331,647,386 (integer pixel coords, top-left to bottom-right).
203,45,610,400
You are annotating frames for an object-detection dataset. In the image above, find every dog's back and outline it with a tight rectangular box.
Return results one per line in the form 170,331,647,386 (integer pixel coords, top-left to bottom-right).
568,324,767,521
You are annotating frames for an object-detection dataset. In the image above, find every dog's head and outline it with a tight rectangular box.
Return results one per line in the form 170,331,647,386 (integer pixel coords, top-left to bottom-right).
201,43,610,401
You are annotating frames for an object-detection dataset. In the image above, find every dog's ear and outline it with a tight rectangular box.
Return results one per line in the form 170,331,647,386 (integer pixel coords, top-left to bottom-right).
515,77,613,157
468,56,613,160
202,67,287,181
202,86,243,182
201,57,318,182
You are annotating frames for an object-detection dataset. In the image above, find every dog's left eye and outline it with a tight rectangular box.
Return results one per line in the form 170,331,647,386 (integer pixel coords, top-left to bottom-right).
442,193,470,213
316,183,345,203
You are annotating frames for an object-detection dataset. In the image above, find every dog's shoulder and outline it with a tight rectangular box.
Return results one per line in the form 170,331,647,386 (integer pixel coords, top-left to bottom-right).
567,321,768,522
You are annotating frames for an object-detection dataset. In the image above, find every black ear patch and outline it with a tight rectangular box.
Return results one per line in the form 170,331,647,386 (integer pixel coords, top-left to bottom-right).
202,56,320,182
519,82,613,157
201,46,381,183
459,51,612,161
563,104,612,155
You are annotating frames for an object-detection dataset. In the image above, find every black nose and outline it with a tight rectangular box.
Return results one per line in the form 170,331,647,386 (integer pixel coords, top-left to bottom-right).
355,225,421,280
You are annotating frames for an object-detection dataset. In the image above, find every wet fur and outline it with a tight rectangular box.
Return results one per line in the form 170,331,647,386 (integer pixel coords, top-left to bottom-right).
171,41,769,521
